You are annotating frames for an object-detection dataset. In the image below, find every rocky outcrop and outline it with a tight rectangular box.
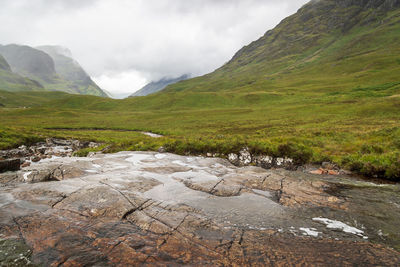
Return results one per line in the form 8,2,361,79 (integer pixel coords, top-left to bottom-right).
0,159,20,173
0,138,99,166
1,151,399,266
227,147,295,170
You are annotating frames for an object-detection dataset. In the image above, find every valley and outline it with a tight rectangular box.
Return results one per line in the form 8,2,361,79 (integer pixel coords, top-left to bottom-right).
1,0,400,265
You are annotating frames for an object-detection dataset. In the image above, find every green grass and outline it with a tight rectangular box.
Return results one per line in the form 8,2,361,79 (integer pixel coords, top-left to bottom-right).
1,2,400,181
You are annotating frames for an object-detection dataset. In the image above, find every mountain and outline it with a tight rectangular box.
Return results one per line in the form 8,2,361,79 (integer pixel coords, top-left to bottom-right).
0,54,11,71
154,0,400,101
0,53,43,93
0,44,106,97
130,74,190,97
0,44,57,83
36,46,107,97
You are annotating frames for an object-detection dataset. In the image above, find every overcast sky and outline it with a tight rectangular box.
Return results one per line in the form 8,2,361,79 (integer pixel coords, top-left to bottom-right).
0,0,308,98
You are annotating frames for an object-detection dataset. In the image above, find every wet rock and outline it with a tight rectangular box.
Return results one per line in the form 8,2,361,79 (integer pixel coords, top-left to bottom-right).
51,139,72,146
0,172,19,184
310,168,325,175
310,168,340,176
0,139,100,165
31,156,41,163
1,151,400,266
0,158,20,173
21,161,31,168
23,169,52,183
13,189,67,206
322,161,338,170
328,169,339,175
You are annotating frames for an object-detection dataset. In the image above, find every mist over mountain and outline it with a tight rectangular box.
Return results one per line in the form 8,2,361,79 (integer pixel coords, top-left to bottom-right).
0,51,44,93
130,74,190,97
37,45,106,97
0,54,11,71
0,44,106,97
0,44,58,83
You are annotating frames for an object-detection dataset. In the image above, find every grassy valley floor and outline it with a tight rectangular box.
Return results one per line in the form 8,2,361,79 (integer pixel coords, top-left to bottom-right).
0,87,399,181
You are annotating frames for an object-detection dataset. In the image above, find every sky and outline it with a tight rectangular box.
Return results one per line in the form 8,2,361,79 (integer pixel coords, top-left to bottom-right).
0,0,308,98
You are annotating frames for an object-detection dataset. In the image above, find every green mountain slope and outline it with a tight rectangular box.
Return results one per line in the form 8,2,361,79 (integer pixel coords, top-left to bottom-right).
0,44,106,97
0,44,58,83
145,0,400,107
0,53,43,94
37,46,107,97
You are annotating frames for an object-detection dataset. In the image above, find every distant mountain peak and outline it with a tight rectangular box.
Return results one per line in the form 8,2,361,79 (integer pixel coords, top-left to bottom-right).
37,45,73,58
0,44,107,97
129,74,190,97
0,44,57,83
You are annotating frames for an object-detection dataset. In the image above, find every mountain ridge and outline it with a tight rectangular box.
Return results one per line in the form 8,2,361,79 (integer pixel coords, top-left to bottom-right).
0,44,106,97
36,45,107,97
130,74,190,97
157,0,400,97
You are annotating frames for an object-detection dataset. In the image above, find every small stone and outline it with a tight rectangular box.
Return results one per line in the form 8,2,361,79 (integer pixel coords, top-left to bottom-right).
21,162,31,168
310,168,325,175
31,156,41,163
328,170,339,175
238,147,252,165
228,153,239,164
322,162,336,170
88,142,98,148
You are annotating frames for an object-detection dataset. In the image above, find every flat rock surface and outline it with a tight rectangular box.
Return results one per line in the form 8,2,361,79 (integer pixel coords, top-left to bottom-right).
1,151,400,266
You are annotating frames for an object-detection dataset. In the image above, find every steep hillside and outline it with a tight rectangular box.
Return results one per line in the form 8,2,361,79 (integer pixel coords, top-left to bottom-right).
0,44,58,83
0,53,43,94
130,74,190,97
0,44,106,96
37,46,107,97
0,54,11,71
157,0,400,100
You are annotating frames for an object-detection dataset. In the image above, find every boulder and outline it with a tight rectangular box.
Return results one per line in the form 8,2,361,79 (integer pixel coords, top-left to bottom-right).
238,147,252,165
0,158,21,173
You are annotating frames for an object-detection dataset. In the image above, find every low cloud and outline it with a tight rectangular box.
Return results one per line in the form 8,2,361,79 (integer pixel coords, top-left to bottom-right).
0,0,308,97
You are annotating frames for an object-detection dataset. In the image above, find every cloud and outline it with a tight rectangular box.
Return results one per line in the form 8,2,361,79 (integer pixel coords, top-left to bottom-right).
92,70,147,99
0,0,308,97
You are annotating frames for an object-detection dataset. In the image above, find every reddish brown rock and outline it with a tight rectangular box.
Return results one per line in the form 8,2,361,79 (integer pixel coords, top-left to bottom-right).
21,161,31,168
1,151,399,266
